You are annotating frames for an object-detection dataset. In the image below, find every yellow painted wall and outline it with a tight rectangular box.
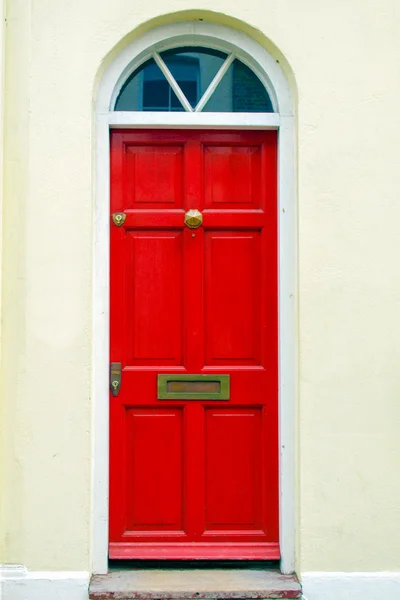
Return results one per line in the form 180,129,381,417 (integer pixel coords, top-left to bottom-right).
1,0,400,573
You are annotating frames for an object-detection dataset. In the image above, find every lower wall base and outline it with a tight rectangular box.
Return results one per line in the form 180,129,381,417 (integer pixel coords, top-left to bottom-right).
302,572,400,600
2,567,400,600
0,566,89,600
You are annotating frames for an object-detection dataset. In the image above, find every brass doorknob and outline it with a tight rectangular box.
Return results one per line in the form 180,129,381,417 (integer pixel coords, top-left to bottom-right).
184,209,203,229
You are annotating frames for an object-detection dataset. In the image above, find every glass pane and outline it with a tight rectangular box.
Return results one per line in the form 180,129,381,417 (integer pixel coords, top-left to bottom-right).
203,58,273,112
143,80,169,109
115,57,185,111
114,49,274,113
160,47,228,109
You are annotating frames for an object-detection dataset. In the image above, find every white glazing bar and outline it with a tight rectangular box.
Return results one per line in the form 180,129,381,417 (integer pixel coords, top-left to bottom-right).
195,52,235,113
152,52,193,113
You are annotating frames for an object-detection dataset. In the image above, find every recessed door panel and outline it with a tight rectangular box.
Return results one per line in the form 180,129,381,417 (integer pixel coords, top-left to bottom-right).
125,231,183,365
126,408,184,532
205,231,261,365
125,144,184,208
204,408,262,530
110,130,278,560
204,145,262,208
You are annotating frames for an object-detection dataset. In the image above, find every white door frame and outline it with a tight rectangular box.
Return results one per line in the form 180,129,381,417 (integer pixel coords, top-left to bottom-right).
92,21,296,575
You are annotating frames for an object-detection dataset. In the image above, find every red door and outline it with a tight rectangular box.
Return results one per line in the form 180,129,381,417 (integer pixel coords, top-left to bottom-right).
109,130,278,560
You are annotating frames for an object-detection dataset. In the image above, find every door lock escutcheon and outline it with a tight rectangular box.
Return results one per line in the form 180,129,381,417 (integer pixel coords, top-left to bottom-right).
110,362,122,397
112,212,126,227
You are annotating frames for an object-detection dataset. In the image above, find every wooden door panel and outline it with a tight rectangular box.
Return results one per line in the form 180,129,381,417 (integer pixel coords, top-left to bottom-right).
110,130,278,560
204,144,262,208
204,231,261,365
126,408,185,533
125,144,184,208
204,408,263,531
125,231,183,366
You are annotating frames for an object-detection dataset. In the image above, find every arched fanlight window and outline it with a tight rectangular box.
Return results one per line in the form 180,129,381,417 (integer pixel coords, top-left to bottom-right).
114,46,274,112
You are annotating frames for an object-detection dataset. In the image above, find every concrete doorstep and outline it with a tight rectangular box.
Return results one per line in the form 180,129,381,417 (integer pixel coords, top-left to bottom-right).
89,568,302,599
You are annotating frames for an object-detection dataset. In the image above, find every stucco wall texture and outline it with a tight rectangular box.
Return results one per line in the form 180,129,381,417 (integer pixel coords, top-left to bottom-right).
0,0,400,575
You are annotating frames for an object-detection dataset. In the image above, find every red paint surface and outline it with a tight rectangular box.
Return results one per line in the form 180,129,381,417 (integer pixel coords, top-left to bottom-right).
109,130,278,560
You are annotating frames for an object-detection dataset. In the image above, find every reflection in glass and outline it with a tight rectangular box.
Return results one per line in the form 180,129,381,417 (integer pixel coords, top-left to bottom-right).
160,47,228,109
115,58,185,111
114,48,274,113
203,59,273,112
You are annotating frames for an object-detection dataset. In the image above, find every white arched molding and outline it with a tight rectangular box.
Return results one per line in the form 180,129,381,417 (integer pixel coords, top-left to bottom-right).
93,21,296,575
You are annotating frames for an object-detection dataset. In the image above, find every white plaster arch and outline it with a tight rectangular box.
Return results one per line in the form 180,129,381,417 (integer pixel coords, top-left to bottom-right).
92,20,297,575
96,22,293,116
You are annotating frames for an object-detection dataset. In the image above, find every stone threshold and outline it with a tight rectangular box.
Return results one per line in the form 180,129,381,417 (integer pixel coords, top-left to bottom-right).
89,568,302,599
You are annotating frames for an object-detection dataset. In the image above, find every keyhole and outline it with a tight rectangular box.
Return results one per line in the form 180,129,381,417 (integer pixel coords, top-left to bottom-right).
112,380,119,390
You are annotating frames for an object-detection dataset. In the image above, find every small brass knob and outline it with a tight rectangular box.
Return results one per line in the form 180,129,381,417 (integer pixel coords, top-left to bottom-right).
184,209,203,229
